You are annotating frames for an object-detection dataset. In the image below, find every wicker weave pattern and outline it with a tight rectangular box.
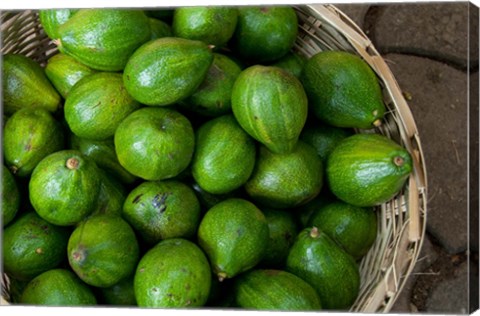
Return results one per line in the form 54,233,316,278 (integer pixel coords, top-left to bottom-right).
0,6,427,313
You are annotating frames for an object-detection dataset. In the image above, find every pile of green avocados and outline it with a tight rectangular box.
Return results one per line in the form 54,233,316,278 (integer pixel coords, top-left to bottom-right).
1,6,414,311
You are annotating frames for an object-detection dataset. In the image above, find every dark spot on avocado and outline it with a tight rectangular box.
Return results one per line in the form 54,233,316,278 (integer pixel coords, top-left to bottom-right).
260,7,270,13
254,115,258,120
132,194,143,204
152,193,169,213
72,245,87,264
152,287,158,292
24,143,32,151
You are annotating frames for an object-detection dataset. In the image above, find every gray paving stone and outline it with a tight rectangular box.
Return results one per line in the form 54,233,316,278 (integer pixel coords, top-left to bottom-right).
383,53,469,254
333,4,370,31
373,3,477,69
391,234,439,312
426,260,469,313
469,71,479,254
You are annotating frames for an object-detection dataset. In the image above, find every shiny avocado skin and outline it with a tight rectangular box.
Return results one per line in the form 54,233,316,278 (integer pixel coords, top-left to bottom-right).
231,7,298,63
326,133,412,207
191,115,256,195
231,65,308,154
172,7,238,47
2,54,61,115
57,9,151,71
64,72,140,141
245,141,323,209
308,201,377,259
39,9,79,40
29,150,101,226
197,198,269,281
286,227,360,310
123,37,214,106
301,51,385,129
3,108,65,177
134,238,211,308
233,269,322,310
114,107,195,181
20,269,97,306
44,53,96,99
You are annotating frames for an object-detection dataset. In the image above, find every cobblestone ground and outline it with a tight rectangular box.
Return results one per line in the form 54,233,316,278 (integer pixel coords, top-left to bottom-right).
335,2,479,313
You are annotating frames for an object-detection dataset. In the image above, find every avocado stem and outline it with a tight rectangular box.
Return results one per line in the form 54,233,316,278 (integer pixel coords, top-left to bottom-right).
373,119,382,127
309,226,320,238
66,157,80,170
9,165,18,174
217,272,227,282
393,156,405,167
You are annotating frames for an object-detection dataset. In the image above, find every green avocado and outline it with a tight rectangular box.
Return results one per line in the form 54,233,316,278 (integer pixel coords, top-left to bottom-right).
308,201,377,259
122,180,201,245
99,276,136,306
230,6,298,63
3,212,70,281
69,134,137,184
64,72,140,141
271,51,307,78
20,269,97,306
191,115,256,194
114,107,195,181
44,53,96,99
260,209,299,268
39,9,78,39
326,133,413,207
134,238,211,307
301,51,386,129
245,141,323,209
123,37,214,106
300,124,354,164
181,53,242,117
233,269,322,311
197,198,269,281
286,227,360,310
294,193,336,228
56,9,151,71
2,54,61,115
3,108,65,177
29,150,101,226
149,17,173,39
172,7,238,47
231,65,308,154
67,214,140,288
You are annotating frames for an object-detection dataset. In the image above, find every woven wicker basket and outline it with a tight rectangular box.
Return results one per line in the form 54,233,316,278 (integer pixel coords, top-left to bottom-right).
1,5,428,313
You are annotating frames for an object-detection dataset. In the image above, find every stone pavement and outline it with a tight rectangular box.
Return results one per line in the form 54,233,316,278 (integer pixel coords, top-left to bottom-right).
334,2,479,313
